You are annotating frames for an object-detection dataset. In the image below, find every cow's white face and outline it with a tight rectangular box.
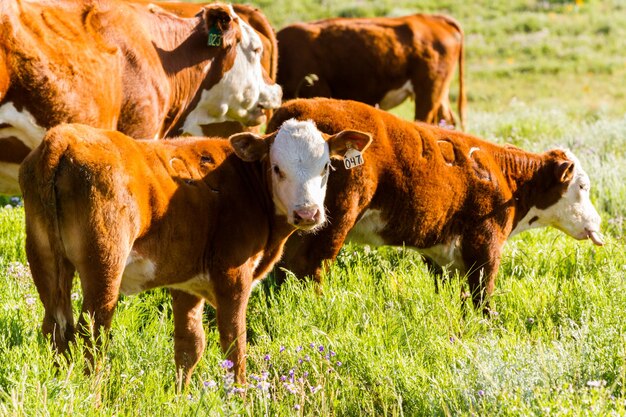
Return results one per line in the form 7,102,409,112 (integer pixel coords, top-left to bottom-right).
269,120,331,230
229,119,372,231
513,151,604,245
220,7,281,125
181,6,282,135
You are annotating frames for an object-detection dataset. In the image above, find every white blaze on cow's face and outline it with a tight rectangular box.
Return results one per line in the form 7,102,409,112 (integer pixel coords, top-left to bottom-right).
181,6,282,135
513,151,604,246
269,119,330,230
228,11,282,124
229,119,372,231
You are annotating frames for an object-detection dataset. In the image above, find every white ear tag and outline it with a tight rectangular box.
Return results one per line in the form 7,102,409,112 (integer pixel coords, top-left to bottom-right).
343,145,364,170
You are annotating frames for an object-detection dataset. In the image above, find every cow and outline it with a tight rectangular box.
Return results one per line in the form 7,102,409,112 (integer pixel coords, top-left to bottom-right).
267,99,604,313
130,0,279,137
0,0,282,195
276,14,466,130
18,119,372,384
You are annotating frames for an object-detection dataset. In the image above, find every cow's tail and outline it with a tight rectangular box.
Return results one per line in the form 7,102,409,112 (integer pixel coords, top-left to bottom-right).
438,14,467,131
19,126,77,345
457,26,466,131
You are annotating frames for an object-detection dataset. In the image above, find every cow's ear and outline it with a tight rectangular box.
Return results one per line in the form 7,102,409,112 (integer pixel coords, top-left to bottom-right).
555,160,575,184
327,130,373,159
230,132,270,162
201,4,240,49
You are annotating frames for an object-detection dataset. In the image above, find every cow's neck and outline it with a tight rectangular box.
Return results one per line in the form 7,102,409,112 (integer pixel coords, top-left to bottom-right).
491,149,556,230
141,10,233,137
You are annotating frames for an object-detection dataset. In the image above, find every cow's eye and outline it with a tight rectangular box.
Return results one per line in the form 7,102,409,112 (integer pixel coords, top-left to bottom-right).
253,46,262,55
273,165,284,179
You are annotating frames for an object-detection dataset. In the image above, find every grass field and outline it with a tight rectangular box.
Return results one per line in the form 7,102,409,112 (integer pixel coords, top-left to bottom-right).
1,0,626,415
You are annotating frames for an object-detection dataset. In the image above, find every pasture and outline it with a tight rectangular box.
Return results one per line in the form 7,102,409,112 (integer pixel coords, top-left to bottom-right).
1,0,625,415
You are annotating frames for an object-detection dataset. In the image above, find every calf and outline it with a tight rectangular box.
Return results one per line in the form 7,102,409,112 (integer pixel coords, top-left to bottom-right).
18,120,372,383
268,99,604,312
277,14,466,129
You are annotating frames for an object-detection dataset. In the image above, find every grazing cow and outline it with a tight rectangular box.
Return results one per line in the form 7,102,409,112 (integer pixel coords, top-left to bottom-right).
268,99,604,312
18,120,372,384
0,0,282,195
130,0,279,137
277,14,466,129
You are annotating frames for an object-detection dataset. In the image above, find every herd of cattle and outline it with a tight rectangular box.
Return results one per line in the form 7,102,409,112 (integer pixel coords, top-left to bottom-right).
0,0,605,384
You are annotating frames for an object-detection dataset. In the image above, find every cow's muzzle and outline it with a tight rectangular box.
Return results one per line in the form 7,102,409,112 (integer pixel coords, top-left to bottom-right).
292,206,322,230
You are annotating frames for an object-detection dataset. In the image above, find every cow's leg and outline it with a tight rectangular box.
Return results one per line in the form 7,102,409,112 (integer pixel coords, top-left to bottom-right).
410,63,446,124
171,289,206,388
74,246,127,368
214,269,252,384
461,234,503,315
280,182,367,283
24,218,76,353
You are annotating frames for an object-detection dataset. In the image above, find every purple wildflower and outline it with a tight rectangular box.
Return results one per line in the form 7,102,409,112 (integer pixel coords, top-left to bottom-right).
478,390,485,397
330,350,336,357
318,345,324,352
303,371,309,378
280,346,286,353
264,354,271,361
310,385,322,394
280,375,287,382
284,383,297,395
304,355,310,362
296,346,303,352
220,359,234,370
203,380,217,389
309,342,315,349
336,361,342,367
294,404,301,410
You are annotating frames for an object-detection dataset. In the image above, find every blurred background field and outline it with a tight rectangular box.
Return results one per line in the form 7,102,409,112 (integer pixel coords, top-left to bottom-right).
1,0,625,415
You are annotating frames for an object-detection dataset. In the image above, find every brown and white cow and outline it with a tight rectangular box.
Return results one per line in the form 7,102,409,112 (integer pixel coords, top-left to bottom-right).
277,14,466,129
268,99,604,312
18,119,372,384
130,0,280,137
0,0,282,195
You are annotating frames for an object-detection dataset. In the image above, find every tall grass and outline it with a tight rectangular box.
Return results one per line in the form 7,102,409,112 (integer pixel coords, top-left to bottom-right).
1,0,625,415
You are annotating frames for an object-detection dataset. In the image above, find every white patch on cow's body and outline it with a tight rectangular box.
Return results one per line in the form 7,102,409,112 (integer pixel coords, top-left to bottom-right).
418,236,465,273
181,6,281,136
121,251,157,295
0,102,48,193
169,273,217,308
379,80,414,110
0,102,47,149
347,209,387,246
270,119,330,227
510,150,602,244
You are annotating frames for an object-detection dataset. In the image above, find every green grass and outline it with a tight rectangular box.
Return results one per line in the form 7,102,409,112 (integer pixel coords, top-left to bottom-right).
1,0,626,415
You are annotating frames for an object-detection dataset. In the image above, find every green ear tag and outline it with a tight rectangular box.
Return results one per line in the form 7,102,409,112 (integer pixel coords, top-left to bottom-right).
207,25,223,47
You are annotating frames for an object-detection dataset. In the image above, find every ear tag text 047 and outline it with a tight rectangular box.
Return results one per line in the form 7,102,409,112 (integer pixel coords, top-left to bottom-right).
343,143,364,170
208,26,223,47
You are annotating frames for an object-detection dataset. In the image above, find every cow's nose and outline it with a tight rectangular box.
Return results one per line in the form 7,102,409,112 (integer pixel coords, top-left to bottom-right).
294,207,319,222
